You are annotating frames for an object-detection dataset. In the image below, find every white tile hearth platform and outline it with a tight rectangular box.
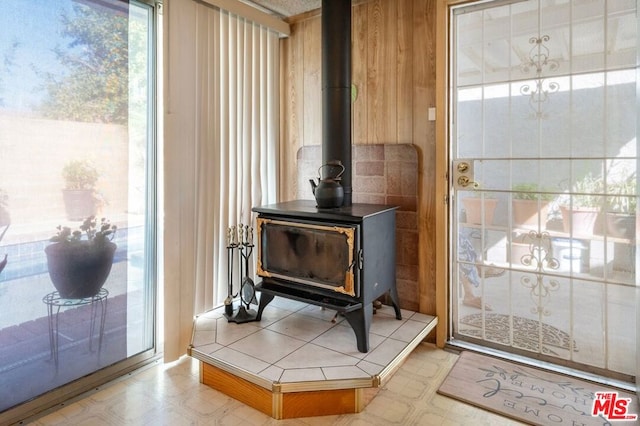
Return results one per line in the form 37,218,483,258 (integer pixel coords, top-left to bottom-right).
189,297,437,420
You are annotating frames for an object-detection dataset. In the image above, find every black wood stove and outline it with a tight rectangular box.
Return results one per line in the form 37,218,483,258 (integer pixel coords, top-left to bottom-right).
250,1,401,353
252,200,401,353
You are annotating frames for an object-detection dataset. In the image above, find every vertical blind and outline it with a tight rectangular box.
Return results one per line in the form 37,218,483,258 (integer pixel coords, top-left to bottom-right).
164,0,278,361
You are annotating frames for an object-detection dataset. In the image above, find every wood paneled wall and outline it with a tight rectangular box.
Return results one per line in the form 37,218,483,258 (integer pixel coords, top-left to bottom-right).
279,0,438,318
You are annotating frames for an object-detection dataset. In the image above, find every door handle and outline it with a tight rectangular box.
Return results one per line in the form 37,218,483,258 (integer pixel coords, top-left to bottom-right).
457,175,473,187
453,160,479,189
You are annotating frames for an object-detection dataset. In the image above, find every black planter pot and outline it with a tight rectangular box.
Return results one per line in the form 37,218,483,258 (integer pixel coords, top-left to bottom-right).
45,241,117,298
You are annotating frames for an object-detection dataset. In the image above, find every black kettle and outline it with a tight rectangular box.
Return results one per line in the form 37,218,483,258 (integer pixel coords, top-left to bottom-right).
309,161,345,208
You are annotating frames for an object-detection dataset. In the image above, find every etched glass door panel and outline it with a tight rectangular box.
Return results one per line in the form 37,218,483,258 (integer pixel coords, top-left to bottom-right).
451,0,637,382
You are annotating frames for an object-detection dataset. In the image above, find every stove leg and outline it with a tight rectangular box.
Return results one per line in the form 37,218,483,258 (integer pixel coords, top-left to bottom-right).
256,292,275,321
344,303,373,353
389,287,402,320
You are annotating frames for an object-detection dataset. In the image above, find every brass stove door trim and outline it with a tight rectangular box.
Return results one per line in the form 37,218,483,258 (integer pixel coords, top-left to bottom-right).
256,217,357,297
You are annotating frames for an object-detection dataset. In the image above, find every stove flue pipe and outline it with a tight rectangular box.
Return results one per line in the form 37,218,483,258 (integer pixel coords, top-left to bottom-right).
321,0,352,207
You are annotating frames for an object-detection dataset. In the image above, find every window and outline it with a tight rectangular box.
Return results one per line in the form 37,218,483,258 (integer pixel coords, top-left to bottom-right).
0,0,158,416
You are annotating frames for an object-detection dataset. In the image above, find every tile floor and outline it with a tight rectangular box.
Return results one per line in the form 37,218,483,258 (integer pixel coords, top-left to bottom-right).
24,343,525,425
190,297,437,388
19,297,526,425
9,296,635,425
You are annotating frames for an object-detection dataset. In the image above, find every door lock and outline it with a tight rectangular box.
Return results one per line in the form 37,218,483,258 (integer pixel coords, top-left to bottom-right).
452,160,479,189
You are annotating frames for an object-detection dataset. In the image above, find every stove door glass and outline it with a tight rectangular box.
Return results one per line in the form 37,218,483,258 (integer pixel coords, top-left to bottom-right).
256,218,358,296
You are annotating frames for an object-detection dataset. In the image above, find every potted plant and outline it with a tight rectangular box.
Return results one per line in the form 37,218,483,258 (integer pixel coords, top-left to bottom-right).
61,159,100,221
462,192,499,225
559,173,603,235
45,216,117,298
606,174,636,240
512,183,555,229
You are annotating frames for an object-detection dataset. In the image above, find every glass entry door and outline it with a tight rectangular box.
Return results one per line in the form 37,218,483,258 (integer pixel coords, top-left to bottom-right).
450,0,638,383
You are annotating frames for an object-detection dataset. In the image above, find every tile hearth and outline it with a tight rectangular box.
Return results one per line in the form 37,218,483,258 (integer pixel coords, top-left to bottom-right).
189,297,437,419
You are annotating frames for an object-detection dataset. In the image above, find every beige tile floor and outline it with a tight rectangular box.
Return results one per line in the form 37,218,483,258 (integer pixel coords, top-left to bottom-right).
24,343,525,425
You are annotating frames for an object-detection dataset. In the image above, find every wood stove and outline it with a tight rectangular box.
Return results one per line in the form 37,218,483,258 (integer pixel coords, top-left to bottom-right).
253,200,401,353
249,1,401,353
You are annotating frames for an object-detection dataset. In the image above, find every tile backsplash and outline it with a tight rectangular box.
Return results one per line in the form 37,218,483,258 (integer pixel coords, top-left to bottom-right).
297,144,419,311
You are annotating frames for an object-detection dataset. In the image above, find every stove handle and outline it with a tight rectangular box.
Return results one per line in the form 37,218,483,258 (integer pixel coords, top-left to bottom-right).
357,249,363,270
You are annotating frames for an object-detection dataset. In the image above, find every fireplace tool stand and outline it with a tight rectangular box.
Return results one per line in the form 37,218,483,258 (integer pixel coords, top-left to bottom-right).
224,224,258,323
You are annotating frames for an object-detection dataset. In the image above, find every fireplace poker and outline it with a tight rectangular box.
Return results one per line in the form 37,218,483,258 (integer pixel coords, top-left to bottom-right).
224,226,236,317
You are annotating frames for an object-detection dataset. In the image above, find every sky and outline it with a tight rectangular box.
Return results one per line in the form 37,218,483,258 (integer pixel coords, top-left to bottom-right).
0,0,75,111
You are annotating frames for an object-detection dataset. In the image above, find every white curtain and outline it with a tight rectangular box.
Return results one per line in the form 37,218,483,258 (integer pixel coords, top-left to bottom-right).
163,0,279,361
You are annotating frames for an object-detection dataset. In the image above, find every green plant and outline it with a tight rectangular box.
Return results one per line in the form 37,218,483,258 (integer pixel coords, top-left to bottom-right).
561,173,604,209
607,174,637,214
62,159,99,190
50,216,116,244
512,183,555,201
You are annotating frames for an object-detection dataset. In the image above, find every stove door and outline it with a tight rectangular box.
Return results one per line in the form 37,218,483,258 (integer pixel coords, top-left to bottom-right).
256,217,360,297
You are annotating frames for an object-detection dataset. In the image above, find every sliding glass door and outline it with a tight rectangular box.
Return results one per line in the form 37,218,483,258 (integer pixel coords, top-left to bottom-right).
450,0,637,383
0,0,157,418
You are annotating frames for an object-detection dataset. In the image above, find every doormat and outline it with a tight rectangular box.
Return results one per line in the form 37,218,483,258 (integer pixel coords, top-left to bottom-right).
438,351,639,426
459,313,576,356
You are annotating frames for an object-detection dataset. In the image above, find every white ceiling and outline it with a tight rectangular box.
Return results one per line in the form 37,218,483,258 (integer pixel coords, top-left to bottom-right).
455,1,638,86
243,0,320,18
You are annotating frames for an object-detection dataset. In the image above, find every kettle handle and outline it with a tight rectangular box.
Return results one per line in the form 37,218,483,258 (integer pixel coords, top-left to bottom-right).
318,162,345,180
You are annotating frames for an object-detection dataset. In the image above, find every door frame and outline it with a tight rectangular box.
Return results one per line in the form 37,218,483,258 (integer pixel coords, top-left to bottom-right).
435,0,472,348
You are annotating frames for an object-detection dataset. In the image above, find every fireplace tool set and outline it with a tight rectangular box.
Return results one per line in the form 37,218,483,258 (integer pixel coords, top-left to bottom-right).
224,224,258,323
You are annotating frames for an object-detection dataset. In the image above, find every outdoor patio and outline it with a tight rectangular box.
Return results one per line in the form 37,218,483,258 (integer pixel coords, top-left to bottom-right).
0,245,146,413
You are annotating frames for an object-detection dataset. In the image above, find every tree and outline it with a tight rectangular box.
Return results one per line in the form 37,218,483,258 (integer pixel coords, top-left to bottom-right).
0,41,18,107
39,3,130,124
